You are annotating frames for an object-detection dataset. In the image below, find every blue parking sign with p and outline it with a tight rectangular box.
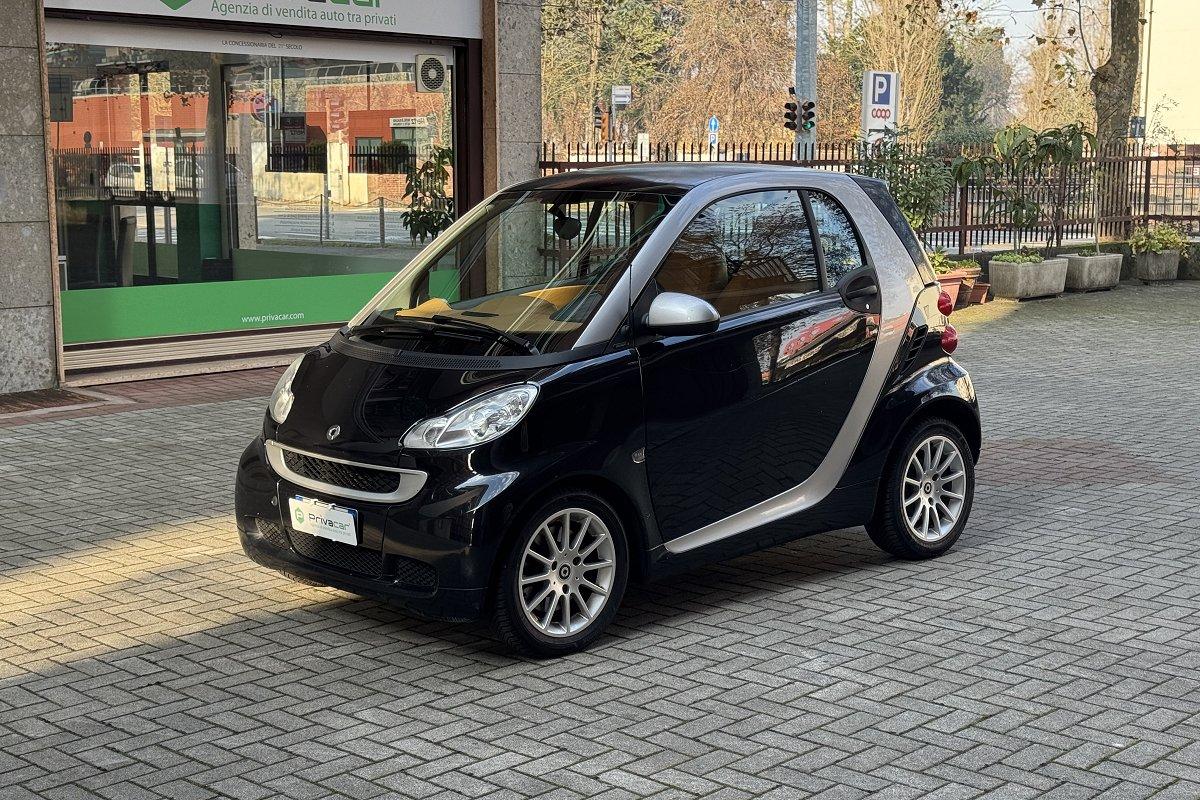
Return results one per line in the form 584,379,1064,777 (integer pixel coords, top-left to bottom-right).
872,73,892,106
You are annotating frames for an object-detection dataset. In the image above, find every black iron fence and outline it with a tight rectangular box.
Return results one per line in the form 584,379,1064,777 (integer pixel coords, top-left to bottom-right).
53,144,428,204
266,144,424,175
52,146,214,201
539,141,1200,252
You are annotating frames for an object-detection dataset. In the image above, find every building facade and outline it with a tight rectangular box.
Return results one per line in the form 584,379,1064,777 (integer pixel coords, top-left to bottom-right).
1,0,540,392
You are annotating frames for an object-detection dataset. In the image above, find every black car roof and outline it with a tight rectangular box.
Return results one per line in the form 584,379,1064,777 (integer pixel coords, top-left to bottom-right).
508,163,870,195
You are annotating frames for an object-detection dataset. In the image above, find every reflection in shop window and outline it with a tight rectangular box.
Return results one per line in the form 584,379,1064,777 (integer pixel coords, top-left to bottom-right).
46,41,457,294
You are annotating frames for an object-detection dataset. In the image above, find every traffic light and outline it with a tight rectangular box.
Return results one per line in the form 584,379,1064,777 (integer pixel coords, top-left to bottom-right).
592,104,603,130
800,99,816,131
783,87,798,130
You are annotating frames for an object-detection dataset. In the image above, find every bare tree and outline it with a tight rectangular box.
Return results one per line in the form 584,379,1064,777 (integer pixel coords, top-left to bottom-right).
860,0,946,139
645,0,795,142
1019,9,1096,129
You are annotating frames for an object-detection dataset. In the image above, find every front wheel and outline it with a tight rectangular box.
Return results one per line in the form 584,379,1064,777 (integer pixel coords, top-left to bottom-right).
492,492,629,657
867,418,975,559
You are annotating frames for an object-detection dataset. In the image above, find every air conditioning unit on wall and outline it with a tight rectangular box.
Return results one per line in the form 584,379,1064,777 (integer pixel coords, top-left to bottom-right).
415,55,448,93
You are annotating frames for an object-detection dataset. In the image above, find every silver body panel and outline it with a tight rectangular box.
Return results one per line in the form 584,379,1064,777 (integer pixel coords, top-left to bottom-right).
645,291,721,330
265,440,429,504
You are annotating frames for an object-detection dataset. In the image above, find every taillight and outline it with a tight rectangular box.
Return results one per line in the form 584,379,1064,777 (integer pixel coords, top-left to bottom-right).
937,290,954,317
941,324,958,354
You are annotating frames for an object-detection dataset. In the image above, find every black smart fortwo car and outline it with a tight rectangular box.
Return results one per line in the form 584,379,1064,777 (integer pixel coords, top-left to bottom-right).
235,165,980,657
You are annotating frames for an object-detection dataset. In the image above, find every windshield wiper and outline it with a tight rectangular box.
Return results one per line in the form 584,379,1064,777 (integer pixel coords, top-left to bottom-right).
345,318,435,337
431,314,541,355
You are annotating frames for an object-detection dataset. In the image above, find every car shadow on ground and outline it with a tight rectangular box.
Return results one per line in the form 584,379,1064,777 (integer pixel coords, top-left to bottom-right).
0,522,923,704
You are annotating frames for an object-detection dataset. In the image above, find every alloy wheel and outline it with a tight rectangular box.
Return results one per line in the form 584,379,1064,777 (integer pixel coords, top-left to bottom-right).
902,435,968,542
518,508,616,638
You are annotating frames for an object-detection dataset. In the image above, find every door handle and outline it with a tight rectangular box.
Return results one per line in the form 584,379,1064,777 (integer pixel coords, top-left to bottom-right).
839,279,879,313
843,285,878,301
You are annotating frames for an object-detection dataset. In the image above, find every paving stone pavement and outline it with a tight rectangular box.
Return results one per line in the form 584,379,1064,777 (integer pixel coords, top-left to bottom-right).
2,282,1200,800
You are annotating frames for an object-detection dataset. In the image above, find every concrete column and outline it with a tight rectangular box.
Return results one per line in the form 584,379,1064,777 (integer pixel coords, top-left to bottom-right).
482,0,542,196
0,0,59,393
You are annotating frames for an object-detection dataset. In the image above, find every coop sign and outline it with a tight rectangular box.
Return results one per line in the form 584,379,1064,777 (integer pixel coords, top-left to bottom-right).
861,70,899,144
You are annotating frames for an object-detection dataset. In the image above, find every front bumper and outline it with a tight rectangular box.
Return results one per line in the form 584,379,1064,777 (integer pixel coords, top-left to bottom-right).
238,522,487,621
235,437,500,622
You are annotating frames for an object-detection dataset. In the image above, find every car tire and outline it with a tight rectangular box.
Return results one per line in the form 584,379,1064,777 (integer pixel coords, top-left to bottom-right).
867,417,975,560
492,491,629,658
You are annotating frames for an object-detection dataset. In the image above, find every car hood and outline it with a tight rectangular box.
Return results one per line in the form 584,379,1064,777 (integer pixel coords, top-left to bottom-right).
272,343,540,466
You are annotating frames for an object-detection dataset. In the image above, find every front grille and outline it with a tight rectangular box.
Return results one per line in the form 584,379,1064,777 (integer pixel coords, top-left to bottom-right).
289,528,386,577
255,518,290,548
282,449,401,494
256,516,437,590
394,556,438,590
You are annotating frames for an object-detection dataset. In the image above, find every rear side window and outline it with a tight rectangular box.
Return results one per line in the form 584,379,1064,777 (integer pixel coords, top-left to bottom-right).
806,191,868,285
852,176,934,283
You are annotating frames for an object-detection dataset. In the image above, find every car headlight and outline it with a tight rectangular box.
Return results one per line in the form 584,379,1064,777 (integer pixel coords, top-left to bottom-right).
269,356,304,425
403,384,539,450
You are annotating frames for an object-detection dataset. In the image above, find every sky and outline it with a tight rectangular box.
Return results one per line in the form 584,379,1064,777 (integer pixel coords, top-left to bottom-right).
984,0,1039,46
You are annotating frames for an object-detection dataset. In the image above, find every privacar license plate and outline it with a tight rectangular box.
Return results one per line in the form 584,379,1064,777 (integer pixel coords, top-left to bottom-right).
288,495,358,545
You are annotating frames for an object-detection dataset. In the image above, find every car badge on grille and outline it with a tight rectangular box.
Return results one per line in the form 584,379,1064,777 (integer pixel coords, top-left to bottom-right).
326,425,342,441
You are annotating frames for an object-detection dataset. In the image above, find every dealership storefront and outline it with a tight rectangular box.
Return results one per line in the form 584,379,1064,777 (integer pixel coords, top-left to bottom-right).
30,0,528,383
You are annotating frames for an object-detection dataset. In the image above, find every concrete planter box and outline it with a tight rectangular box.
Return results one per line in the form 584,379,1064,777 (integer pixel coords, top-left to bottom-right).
988,257,1068,300
1135,250,1180,282
1064,253,1122,291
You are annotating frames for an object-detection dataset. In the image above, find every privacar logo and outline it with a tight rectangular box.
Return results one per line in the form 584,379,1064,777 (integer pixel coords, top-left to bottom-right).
158,0,194,9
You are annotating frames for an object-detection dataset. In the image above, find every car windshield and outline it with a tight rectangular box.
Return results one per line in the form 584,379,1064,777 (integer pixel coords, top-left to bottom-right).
352,188,681,355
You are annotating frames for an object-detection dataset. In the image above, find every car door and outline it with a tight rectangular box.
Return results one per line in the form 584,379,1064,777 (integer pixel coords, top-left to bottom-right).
638,187,880,546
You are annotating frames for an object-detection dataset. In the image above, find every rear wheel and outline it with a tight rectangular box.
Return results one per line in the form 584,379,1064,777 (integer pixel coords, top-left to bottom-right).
867,418,975,559
492,492,628,657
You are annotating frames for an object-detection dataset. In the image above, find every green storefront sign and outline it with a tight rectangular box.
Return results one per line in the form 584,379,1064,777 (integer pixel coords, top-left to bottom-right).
60,272,396,344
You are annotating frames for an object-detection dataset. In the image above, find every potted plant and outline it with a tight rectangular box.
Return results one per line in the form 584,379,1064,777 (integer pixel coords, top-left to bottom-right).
1129,222,1188,282
951,258,983,307
987,250,1069,300
966,275,991,305
1064,245,1123,291
929,251,984,307
1027,124,1120,291
400,145,455,244
952,125,1093,295
928,250,965,306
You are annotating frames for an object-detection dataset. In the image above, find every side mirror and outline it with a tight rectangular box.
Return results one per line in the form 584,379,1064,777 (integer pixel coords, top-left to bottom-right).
644,292,721,336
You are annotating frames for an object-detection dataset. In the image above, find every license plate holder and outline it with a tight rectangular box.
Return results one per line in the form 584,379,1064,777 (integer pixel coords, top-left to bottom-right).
287,495,359,545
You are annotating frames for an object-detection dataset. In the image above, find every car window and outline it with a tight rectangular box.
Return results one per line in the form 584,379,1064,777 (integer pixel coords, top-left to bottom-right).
807,191,868,285
355,189,680,355
656,190,820,317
